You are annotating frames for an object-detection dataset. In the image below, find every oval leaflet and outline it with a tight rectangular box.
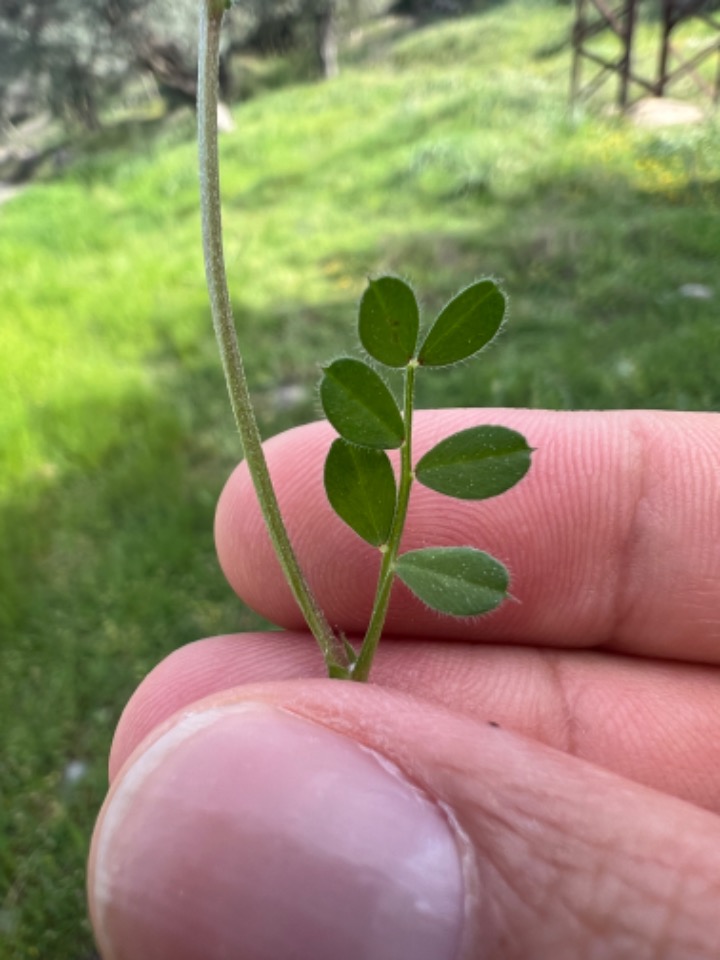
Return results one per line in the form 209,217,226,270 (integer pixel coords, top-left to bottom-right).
418,279,506,367
359,276,420,368
395,546,509,616
415,425,532,500
320,357,404,449
324,439,397,546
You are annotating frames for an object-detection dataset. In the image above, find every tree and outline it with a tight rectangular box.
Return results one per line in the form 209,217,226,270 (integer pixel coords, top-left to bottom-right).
0,0,200,131
0,0,388,136
389,0,478,17
0,0,147,130
229,0,392,80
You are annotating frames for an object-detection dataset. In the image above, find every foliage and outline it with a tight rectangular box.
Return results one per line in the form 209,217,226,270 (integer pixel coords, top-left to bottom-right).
390,0,479,17
228,0,393,77
1,0,134,129
0,0,390,131
0,0,239,130
316,277,531,676
1,0,719,952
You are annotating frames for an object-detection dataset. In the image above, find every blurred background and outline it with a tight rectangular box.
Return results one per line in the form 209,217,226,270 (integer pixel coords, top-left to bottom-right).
1,0,718,955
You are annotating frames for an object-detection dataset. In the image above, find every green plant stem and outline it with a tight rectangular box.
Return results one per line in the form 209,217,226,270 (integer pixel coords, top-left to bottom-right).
353,361,418,682
197,0,348,677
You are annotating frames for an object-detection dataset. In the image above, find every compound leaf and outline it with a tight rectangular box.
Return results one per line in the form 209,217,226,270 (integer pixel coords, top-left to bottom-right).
416,426,532,500
395,547,509,616
418,279,506,367
324,439,397,546
321,358,404,449
359,276,419,367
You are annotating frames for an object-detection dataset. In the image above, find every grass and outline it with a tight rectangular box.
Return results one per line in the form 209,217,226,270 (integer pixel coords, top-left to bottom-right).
1,1,719,955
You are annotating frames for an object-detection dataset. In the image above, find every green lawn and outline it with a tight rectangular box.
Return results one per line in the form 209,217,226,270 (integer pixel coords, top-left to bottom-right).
1,2,719,955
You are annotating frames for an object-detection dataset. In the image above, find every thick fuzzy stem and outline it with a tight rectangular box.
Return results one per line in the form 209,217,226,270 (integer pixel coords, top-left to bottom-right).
197,0,348,676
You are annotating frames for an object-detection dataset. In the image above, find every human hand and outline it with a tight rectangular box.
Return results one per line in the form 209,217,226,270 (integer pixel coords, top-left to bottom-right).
88,409,720,960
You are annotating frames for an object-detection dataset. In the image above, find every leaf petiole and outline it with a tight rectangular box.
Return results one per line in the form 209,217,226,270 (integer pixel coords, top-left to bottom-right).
352,360,418,681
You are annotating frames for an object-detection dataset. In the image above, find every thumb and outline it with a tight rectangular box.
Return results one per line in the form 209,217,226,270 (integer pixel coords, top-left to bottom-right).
88,681,720,960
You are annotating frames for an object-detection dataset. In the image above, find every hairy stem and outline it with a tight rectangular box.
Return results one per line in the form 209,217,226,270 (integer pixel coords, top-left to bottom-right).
352,361,418,682
197,0,348,676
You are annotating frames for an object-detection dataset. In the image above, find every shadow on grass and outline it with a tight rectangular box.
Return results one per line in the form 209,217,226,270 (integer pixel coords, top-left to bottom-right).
2,267,409,953
0,321,301,958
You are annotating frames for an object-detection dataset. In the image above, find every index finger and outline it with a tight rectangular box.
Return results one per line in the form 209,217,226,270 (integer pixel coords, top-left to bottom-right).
215,409,720,664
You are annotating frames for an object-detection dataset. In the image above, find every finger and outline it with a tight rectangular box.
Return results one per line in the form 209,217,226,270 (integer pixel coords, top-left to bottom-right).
215,410,720,663
108,633,720,813
90,681,720,960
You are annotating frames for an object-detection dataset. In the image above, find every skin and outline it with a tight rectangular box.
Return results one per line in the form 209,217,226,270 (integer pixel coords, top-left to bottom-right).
90,409,720,959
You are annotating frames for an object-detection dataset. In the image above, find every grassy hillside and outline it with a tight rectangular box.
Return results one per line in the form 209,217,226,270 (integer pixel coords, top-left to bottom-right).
1,2,719,955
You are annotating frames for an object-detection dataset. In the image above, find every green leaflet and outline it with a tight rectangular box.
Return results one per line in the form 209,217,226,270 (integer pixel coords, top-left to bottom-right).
320,357,404,449
359,276,419,368
324,438,397,546
418,279,506,367
416,425,532,500
395,547,509,616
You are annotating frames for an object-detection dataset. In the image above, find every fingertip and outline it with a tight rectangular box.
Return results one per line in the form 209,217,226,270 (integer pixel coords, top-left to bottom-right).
214,410,720,661
92,696,467,960
93,680,720,960
108,634,325,781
